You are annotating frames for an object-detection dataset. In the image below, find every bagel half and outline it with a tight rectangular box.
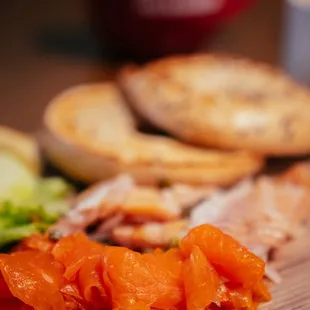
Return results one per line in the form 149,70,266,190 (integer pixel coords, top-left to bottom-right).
120,54,310,156
41,83,263,186
0,126,41,174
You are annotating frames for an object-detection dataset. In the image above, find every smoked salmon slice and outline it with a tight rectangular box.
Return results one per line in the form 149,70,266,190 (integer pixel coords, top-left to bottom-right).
0,225,270,310
103,246,184,309
15,234,54,253
78,255,110,309
0,251,66,310
180,224,266,288
51,233,105,280
183,245,221,310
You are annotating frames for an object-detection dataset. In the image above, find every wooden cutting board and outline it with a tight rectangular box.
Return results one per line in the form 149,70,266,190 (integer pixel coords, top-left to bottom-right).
260,229,310,309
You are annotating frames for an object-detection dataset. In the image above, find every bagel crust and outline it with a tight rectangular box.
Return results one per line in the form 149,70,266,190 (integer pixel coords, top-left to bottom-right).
42,83,263,186
0,126,41,174
120,54,310,156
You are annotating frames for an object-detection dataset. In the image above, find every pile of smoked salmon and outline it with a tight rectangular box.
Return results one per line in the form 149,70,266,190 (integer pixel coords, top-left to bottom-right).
0,224,270,310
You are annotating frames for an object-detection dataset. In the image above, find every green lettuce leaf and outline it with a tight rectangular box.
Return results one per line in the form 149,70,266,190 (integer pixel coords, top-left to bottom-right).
0,152,74,249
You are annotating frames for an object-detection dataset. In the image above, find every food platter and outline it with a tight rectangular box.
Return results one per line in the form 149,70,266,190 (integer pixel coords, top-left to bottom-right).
1,53,310,309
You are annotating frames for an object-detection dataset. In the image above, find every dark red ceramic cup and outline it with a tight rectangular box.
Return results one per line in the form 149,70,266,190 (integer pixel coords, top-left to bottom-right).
88,0,258,59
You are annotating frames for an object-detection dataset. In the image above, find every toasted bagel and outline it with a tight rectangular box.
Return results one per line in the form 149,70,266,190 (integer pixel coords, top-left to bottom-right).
120,54,310,156
0,126,41,174
42,83,263,185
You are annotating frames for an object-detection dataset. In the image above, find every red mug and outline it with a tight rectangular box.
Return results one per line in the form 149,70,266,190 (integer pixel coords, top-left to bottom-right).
88,0,258,59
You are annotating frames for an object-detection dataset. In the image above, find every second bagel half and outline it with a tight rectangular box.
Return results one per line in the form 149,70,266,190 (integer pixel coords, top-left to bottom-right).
41,83,263,186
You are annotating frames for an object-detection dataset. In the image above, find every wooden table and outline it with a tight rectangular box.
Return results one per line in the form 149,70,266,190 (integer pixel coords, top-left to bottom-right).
0,0,283,132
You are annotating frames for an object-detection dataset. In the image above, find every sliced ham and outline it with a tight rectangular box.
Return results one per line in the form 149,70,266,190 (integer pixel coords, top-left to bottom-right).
111,220,189,249
49,174,213,240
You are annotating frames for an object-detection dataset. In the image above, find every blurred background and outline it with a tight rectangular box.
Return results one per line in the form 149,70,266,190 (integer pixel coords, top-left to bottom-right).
0,0,308,132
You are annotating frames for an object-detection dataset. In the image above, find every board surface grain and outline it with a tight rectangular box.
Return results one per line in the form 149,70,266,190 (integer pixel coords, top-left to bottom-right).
260,230,310,309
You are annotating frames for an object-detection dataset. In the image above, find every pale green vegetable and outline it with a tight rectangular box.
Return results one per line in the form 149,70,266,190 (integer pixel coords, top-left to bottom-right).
0,152,73,249
0,151,36,201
